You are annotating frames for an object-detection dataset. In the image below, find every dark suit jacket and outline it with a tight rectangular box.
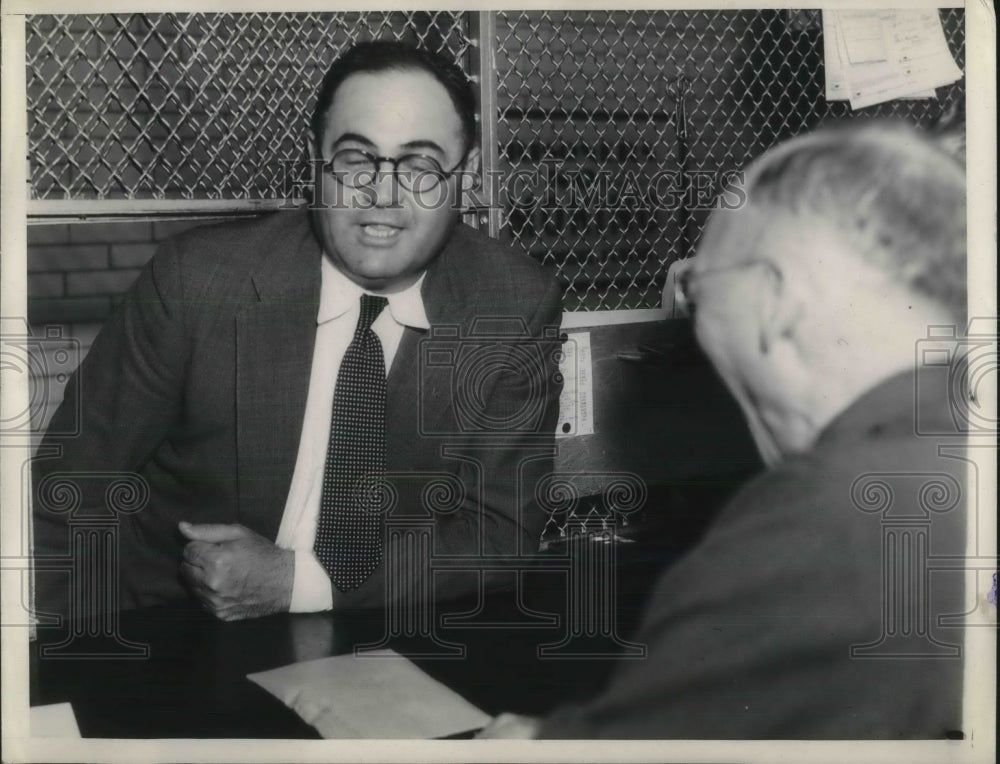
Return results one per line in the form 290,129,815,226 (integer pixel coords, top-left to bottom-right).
538,369,966,739
33,210,563,614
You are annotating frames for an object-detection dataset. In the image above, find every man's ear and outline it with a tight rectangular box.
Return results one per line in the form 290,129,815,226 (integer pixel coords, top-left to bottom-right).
755,262,803,355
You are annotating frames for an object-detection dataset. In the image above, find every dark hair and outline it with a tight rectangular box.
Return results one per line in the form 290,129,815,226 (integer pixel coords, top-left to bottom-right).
310,40,477,152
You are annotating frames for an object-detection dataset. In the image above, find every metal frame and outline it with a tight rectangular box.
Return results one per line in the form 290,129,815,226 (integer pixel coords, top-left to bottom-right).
469,11,501,238
27,197,295,221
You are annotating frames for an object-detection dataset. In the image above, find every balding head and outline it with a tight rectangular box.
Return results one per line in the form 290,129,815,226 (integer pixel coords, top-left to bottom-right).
686,121,967,465
742,121,966,321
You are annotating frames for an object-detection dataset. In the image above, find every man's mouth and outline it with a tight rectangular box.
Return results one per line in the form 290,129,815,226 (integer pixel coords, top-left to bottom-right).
360,223,402,240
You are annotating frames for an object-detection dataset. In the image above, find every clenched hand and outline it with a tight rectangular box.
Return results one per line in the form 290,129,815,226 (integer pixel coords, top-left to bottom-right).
179,522,293,621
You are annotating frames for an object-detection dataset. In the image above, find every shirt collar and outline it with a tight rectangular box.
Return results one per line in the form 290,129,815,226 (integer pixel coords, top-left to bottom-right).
317,255,430,330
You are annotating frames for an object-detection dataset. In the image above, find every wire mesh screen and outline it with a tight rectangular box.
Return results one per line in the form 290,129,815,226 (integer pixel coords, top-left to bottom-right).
26,10,965,311
25,12,472,202
493,9,966,311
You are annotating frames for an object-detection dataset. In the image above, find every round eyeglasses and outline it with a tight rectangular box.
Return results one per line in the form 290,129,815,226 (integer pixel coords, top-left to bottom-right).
323,148,467,194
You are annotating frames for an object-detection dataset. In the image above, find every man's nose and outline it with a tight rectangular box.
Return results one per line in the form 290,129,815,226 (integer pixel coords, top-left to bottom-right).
370,163,400,207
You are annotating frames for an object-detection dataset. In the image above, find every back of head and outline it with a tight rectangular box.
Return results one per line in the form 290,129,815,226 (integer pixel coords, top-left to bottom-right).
693,121,968,463
311,40,477,152
744,120,967,324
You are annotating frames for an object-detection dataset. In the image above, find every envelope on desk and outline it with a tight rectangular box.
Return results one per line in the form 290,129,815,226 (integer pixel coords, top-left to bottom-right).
248,649,491,739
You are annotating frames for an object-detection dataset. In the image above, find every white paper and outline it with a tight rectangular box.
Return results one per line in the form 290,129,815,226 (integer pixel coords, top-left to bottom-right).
822,10,848,101
247,649,491,739
556,331,594,438
845,10,961,109
30,702,81,738
822,9,962,109
883,9,963,86
839,10,888,64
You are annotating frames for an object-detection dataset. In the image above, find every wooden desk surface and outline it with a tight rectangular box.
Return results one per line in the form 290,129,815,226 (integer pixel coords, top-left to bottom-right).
30,592,636,738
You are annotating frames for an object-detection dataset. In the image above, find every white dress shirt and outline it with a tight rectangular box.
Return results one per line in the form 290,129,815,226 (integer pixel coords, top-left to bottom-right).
274,256,429,612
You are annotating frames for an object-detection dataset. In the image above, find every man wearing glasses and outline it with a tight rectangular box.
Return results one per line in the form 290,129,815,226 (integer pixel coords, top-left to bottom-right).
482,121,968,738
33,41,563,620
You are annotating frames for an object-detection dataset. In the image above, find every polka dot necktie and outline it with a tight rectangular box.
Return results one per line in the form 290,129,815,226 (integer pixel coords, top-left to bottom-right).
314,294,389,592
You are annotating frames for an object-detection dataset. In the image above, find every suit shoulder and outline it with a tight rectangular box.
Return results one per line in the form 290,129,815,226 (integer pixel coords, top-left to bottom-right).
448,223,561,298
142,210,317,302
163,210,308,272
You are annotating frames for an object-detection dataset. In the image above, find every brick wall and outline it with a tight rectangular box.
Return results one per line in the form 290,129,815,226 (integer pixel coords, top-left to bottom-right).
25,217,234,439
27,219,215,325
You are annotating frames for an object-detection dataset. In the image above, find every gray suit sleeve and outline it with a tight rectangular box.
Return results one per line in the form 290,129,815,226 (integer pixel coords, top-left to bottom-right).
32,239,190,614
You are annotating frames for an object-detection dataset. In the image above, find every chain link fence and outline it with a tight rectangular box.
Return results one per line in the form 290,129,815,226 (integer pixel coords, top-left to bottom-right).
26,10,964,311
26,12,472,203
492,9,965,310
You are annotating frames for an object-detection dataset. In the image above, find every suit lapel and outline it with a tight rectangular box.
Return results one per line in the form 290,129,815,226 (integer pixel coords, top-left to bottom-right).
385,328,424,470
233,217,479,530
385,226,469,446
235,211,321,539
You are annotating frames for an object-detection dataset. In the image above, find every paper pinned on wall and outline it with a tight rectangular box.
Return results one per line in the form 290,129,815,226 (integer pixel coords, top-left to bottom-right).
556,331,594,438
823,10,848,101
839,10,888,64
248,649,491,739
822,9,961,109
